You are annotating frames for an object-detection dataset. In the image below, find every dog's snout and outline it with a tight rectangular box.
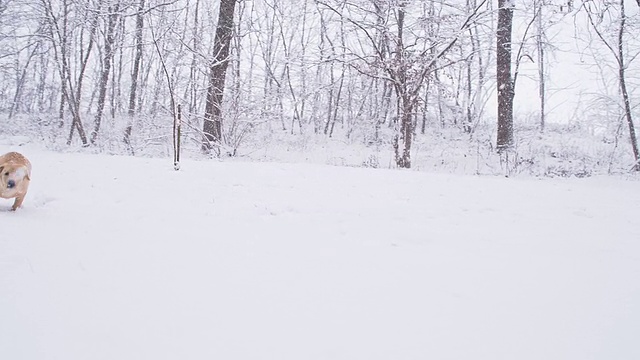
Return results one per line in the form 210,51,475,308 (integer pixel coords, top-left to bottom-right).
7,180,15,189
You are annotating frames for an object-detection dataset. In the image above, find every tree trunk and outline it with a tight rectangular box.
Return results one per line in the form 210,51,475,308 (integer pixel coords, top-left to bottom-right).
9,44,39,118
68,6,99,145
187,0,200,115
496,0,514,151
202,0,237,151
395,98,413,168
111,15,126,119
617,0,640,170
324,48,335,135
536,0,545,132
36,51,49,112
124,0,145,153
394,4,412,168
41,0,89,145
91,3,120,145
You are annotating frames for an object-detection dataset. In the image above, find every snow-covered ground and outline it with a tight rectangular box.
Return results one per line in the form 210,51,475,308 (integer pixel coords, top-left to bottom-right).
1,146,639,360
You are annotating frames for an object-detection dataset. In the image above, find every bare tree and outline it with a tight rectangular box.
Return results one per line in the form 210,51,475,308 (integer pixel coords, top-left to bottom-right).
270,0,307,135
124,0,145,153
496,0,514,151
535,0,546,131
462,0,489,133
323,1,346,138
91,1,121,145
8,42,40,118
253,0,287,132
40,0,93,146
319,0,488,168
202,0,238,152
186,0,201,116
583,0,639,171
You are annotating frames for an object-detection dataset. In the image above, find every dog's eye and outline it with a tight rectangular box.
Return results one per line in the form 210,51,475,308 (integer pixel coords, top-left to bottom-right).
3,172,7,176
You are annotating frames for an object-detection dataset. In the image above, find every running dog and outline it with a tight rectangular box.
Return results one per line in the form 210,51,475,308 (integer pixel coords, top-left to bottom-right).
0,152,32,211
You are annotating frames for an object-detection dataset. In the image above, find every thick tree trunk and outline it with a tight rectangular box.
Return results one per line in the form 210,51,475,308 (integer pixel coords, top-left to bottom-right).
202,0,237,151
496,0,514,151
395,99,413,168
393,4,412,169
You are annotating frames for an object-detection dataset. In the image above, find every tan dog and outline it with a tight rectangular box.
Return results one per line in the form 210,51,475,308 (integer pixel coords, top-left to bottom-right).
0,152,32,211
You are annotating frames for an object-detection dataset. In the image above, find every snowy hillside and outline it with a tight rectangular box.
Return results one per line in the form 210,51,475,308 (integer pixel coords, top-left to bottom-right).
1,146,640,360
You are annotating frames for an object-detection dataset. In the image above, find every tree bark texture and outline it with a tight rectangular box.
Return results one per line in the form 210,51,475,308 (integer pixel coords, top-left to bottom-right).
202,0,237,151
496,0,514,151
393,4,412,168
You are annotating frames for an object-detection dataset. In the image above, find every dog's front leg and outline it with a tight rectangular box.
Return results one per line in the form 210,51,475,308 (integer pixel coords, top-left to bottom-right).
11,194,25,211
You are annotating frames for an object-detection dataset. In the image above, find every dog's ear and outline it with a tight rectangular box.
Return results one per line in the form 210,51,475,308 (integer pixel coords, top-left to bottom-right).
21,166,31,180
0,166,3,174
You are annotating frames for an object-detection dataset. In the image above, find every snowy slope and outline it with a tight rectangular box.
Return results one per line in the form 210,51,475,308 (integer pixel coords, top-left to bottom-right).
1,147,639,360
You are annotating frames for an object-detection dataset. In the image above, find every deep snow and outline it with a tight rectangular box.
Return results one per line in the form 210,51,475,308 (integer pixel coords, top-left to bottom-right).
1,146,639,360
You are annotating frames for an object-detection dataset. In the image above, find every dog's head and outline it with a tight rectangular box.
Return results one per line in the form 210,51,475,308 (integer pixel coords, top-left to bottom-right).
0,164,30,196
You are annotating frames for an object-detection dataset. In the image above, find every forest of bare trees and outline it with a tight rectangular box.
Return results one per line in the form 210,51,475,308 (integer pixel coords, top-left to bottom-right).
0,0,639,175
